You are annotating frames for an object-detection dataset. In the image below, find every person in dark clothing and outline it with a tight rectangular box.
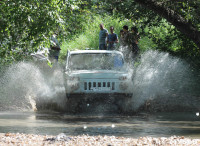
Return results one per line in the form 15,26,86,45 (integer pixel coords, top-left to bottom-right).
129,26,140,58
122,25,129,45
119,29,124,45
122,25,140,64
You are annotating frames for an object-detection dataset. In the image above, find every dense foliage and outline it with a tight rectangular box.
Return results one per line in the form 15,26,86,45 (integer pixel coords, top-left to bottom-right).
0,0,83,64
97,0,200,68
0,0,200,68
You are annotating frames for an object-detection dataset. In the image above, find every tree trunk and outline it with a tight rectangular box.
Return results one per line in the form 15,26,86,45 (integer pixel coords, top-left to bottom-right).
135,0,200,50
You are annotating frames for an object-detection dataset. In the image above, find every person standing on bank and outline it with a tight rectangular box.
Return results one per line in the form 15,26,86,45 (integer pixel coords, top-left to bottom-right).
107,26,119,50
49,33,61,61
122,25,129,44
121,25,131,61
128,26,140,58
119,29,125,46
99,23,108,50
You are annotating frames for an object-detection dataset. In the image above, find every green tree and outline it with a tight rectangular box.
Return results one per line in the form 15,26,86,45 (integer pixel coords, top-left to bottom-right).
134,0,200,50
0,0,82,64
96,0,200,52
1,0,200,67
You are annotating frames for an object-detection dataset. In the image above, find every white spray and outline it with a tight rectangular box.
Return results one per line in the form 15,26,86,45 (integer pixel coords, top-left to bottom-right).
129,50,193,111
0,50,194,112
0,61,66,111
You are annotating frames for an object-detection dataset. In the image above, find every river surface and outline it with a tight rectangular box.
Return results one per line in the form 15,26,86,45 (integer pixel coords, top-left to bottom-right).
0,50,200,138
0,111,200,138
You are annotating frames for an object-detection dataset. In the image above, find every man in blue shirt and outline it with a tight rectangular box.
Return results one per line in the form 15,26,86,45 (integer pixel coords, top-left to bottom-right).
99,24,108,50
107,26,119,50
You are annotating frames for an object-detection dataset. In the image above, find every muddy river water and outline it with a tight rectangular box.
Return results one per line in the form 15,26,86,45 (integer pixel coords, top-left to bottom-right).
0,51,200,139
0,111,200,138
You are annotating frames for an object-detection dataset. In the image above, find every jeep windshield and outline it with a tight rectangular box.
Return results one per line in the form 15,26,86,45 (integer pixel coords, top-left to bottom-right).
68,53,124,70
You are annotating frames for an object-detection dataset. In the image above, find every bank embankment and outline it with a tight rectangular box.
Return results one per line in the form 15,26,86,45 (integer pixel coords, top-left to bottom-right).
0,133,200,145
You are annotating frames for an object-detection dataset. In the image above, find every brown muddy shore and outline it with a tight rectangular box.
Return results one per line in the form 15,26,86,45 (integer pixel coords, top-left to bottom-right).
0,133,200,146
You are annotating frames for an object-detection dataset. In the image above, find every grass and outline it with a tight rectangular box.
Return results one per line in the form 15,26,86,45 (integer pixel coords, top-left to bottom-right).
59,14,158,62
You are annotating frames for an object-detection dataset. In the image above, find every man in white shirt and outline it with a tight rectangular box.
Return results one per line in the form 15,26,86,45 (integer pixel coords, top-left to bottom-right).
49,33,61,61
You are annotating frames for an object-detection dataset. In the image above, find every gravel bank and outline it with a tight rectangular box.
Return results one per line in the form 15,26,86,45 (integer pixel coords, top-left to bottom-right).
0,133,200,146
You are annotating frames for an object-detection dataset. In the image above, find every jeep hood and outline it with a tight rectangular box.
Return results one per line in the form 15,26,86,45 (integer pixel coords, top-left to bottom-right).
65,70,129,79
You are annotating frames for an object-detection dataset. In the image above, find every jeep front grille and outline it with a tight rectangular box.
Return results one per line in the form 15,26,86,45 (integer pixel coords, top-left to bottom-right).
84,82,115,91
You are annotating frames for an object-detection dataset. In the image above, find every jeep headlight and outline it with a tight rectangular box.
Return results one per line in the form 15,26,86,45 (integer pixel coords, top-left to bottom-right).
67,76,80,91
68,76,80,81
71,83,80,90
119,82,128,90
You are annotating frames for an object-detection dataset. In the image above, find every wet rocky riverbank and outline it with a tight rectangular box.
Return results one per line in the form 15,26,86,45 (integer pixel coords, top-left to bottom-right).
1,133,200,146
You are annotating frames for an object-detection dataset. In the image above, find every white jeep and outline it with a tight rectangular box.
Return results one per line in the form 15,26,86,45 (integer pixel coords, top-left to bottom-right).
64,50,133,112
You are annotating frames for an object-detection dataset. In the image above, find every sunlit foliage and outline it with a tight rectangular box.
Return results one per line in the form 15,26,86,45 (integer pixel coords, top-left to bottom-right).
0,0,200,68
0,0,82,64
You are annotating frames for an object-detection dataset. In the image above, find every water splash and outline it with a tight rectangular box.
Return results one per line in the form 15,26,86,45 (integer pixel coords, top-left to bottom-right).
0,50,197,113
0,61,66,111
129,50,195,111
